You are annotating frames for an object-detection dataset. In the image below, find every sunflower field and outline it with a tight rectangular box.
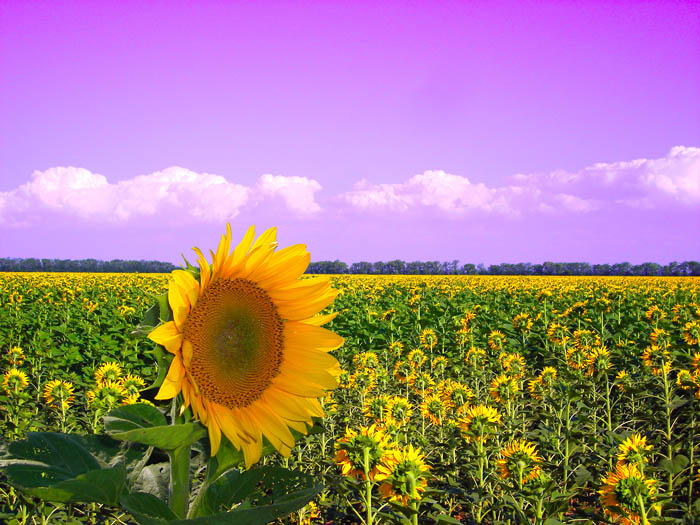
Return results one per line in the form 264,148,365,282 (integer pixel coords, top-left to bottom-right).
0,271,699,524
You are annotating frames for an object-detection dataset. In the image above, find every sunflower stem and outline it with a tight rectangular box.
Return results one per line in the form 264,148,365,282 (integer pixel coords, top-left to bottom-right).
168,444,191,519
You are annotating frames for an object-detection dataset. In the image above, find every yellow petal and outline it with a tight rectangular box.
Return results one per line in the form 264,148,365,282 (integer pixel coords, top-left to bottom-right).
192,246,211,290
278,363,338,389
271,374,326,397
148,322,183,355
284,322,345,351
275,290,338,321
301,311,338,326
171,270,199,308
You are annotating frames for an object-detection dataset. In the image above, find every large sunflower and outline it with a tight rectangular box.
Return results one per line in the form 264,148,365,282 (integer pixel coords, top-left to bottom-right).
148,225,343,468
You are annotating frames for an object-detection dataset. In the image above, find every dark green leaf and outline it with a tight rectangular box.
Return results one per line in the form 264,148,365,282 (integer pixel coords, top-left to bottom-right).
120,491,178,525
105,405,206,451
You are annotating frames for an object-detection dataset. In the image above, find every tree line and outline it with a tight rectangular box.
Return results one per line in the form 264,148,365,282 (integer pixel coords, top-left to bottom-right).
0,258,177,273
1,257,699,276
306,259,700,276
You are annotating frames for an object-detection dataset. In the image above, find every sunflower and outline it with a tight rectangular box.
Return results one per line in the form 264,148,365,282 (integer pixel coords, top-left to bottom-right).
42,379,75,409
386,396,413,426
440,380,474,412
684,322,700,346
408,371,435,396
465,346,486,368
547,322,570,346
86,380,126,409
378,445,431,506
496,439,543,485
334,424,397,480
641,345,671,376
3,368,29,393
148,225,343,468
487,330,507,352
676,369,697,391
420,394,447,426
95,362,123,385
353,351,379,370
500,352,526,378
419,329,438,349
599,463,659,524
649,328,671,348
432,356,449,375
363,394,391,422
458,404,501,443
120,373,146,394
585,345,611,377
617,433,653,467
615,370,632,392
6,346,24,367
388,341,404,358
512,312,533,333
393,360,413,383
489,374,519,404
407,348,427,369
645,305,665,323
539,366,558,386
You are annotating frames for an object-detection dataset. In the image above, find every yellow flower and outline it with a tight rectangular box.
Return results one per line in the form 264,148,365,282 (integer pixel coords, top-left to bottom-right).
432,356,449,374
539,366,558,386
148,225,343,468
649,328,671,348
3,368,29,393
496,439,543,484
465,346,486,368
407,348,427,369
617,433,653,466
386,396,413,426
121,392,142,405
42,379,75,409
419,328,438,349
641,345,671,376
512,313,533,333
566,346,589,371
353,351,379,370
585,345,611,376
334,424,397,480
388,341,404,357
378,445,431,506
615,370,631,392
87,380,126,409
489,374,519,404
120,373,146,394
683,321,700,346
95,362,123,385
420,394,447,426
363,394,391,422
393,360,413,383
645,305,665,322
599,463,659,525
6,346,24,367
547,322,570,345
487,330,507,352
500,352,526,378
458,404,501,443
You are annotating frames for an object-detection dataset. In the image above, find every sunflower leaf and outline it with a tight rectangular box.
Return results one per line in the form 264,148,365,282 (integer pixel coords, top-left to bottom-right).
187,466,322,522
120,491,178,525
104,404,206,451
0,432,127,505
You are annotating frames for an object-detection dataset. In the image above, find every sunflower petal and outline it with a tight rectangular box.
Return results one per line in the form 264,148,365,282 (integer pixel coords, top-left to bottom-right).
148,322,183,355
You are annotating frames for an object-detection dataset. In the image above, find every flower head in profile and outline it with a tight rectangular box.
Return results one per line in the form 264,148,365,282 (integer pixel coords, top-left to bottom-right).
487,330,507,352
3,368,29,394
87,380,126,409
458,404,501,443
419,329,438,349
616,433,653,467
148,225,343,468
43,379,75,409
95,362,123,385
386,396,413,426
489,374,519,404
120,373,146,395
334,424,397,480
6,346,24,367
641,345,671,376
378,445,431,506
599,463,659,524
496,440,543,485
420,394,447,426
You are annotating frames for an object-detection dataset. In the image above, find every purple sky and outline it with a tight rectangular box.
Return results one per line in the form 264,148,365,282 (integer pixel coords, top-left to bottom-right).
1,0,699,266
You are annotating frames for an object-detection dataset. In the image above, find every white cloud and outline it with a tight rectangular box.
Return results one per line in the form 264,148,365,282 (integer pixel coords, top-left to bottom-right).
0,166,323,226
342,170,516,215
341,146,700,216
258,174,322,215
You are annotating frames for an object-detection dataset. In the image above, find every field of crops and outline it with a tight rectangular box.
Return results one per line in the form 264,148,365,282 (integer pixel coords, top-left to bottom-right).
1,272,699,524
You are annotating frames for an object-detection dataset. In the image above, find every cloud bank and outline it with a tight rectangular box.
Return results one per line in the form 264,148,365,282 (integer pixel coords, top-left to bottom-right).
1,146,697,227
0,167,322,226
340,146,700,216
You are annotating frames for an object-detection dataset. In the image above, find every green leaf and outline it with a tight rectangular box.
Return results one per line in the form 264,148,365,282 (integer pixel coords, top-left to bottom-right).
105,404,206,451
0,433,127,505
120,491,178,525
188,466,322,522
433,513,463,524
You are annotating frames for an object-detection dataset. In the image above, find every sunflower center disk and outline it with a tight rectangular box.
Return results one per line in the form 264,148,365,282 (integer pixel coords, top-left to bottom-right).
184,278,284,409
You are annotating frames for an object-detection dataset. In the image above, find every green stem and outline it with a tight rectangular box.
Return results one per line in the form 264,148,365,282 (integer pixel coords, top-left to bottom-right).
662,370,673,497
168,445,191,518
363,447,373,525
636,492,650,525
